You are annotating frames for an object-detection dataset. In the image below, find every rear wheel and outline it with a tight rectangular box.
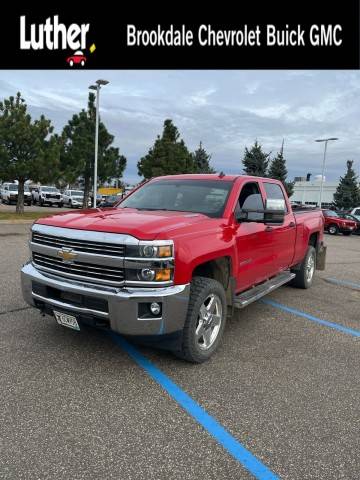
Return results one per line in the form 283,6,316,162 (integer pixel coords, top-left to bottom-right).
291,246,316,289
328,224,339,235
175,277,226,363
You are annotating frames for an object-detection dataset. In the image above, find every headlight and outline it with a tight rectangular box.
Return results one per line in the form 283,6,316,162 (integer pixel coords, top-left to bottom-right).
124,241,174,285
126,243,173,259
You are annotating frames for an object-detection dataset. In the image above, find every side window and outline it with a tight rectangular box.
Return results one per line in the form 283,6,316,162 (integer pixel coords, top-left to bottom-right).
263,182,287,213
355,209,360,216
236,182,264,221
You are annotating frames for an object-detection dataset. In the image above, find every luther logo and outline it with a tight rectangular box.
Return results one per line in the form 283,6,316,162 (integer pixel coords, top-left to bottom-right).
20,15,96,67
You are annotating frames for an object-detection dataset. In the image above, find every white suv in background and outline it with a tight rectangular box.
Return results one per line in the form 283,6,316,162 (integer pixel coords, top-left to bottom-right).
32,186,63,207
62,189,86,208
1,183,32,205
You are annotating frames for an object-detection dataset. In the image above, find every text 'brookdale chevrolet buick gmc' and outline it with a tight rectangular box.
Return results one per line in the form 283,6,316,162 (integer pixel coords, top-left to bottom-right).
21,174,326,362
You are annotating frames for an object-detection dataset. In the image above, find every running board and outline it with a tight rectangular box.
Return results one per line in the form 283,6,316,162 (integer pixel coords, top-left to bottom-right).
233,271,296,309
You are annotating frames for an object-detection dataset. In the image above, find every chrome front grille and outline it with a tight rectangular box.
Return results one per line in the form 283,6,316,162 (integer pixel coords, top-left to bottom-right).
33,252,125,286
32,232,125,257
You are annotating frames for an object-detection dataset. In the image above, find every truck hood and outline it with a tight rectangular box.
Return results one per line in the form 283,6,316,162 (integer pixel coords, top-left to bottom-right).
36,208,211,240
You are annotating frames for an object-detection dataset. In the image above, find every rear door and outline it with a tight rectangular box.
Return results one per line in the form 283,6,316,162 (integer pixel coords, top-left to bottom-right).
262,181,296,272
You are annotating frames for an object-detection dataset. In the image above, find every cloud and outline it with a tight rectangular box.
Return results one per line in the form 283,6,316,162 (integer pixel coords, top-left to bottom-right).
187,87,217,106
0,70,358,184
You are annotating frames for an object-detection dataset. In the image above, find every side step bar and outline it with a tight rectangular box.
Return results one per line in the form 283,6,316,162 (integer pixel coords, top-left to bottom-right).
233,271,296,309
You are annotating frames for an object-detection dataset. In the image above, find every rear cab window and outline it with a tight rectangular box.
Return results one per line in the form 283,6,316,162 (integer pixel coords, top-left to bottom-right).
263,182,288,213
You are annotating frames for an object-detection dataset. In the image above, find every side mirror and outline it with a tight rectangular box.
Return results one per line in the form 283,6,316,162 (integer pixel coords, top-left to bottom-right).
236,197,286,225
263,198,286,224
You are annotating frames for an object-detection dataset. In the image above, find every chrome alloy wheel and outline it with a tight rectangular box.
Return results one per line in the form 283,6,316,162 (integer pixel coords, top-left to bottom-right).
196,294,222,350
306,252,315,282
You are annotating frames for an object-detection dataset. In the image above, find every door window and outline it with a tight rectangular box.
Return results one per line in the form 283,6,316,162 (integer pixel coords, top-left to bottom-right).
264,182,287,212
236,182,264,222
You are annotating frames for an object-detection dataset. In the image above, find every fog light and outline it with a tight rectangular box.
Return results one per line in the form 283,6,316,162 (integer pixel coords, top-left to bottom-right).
150,302,161,316
140,268,156,281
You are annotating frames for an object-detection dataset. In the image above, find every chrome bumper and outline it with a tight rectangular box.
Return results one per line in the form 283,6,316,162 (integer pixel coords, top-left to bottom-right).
21,262,190,336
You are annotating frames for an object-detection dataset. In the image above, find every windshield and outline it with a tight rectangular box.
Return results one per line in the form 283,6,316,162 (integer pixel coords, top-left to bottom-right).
119,179,233,218
324,210,338,217
42,187,58,192
71,190,84,196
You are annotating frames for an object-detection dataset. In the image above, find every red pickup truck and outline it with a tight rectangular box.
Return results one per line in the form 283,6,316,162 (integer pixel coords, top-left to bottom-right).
21,174,326,362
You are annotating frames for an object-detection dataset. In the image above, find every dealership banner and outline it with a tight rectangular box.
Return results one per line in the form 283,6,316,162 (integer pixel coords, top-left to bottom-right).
1,2,360,69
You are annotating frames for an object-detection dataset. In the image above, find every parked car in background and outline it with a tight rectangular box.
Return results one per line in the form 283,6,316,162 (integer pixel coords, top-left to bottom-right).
32,186,63,207
62,190,87,208
350,207,360,217
90,193,104,206
322,209,357,235
99,195,119,208
338,212,360,234
1,183,32,205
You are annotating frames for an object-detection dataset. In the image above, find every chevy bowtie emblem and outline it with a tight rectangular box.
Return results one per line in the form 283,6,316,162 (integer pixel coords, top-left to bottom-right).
57,248,77,263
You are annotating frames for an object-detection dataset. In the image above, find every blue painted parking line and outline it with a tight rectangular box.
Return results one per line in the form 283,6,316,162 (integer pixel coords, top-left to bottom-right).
110,332,279,480
325,277,360,291
262,299,360,338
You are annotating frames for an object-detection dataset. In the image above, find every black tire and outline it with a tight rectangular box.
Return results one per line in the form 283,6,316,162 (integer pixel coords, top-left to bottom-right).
290,246,316,289
328,224,339,235
58,203,63,208
175,276,227,363
342,231,351,236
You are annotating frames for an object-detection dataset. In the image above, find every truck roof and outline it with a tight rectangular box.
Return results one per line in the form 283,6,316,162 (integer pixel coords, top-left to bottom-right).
151,174,276,182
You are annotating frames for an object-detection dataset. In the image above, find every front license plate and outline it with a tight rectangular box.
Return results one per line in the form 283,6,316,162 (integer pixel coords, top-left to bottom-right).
54,311,80,331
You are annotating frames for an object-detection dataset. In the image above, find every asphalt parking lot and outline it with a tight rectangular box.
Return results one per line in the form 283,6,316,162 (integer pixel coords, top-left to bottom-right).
0,224,359,480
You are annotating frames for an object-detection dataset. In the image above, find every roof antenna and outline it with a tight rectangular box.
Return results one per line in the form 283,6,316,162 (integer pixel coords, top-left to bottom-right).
218,171,225,178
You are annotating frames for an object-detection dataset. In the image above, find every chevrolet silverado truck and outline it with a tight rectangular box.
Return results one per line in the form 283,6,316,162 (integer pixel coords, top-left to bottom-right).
21,174,326,363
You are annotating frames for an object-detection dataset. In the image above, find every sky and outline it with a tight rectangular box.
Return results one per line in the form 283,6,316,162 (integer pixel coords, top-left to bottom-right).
1,70,359,185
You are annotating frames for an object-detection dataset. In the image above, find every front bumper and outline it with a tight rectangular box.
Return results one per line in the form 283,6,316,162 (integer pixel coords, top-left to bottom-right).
42,197,62,204
21,262,190,336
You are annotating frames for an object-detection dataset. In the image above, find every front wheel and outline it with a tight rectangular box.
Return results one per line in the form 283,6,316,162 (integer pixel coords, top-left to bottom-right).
176,277,226,363
328,224,339,235
291,245,316,289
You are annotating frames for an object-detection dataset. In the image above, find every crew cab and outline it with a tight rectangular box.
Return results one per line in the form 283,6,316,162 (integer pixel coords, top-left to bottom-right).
21,174,326,363
1,183,32,205
32,186,63,207
322,209,357,235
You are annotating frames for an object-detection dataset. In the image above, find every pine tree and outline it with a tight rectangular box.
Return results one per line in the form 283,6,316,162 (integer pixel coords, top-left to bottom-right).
333,160,360,210
268,140,294,197
192,141,215,173
138,119,194,179
242,140,270,177
0,92,60,214
61,93,126,207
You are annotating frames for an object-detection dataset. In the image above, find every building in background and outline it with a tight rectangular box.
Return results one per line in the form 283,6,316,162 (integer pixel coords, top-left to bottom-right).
292,178,337,207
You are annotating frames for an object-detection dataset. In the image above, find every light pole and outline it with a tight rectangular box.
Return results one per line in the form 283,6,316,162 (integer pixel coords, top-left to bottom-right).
315,137,338,208
89,79,109,208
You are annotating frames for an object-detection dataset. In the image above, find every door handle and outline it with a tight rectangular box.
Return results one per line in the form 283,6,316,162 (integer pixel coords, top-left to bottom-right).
289,222,295,228
265,226,273,232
